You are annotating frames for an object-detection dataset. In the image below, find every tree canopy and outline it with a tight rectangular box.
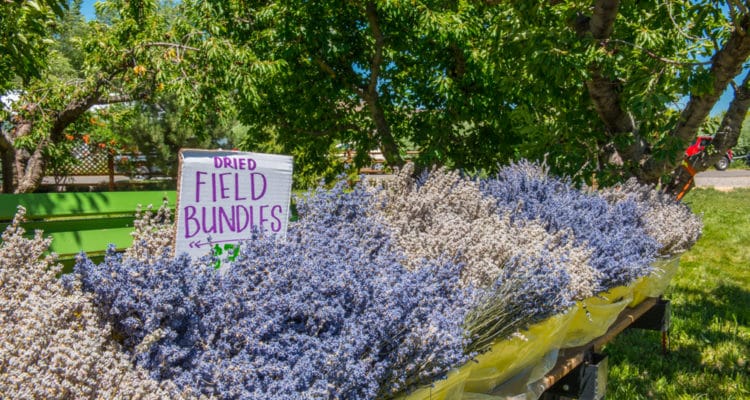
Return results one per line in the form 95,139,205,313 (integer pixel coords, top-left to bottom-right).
199,0,750,192
3,0,750,194
1,0,270,192
1,0,67,91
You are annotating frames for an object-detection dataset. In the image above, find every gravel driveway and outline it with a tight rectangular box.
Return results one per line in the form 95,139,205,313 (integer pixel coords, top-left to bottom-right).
694,169,750,189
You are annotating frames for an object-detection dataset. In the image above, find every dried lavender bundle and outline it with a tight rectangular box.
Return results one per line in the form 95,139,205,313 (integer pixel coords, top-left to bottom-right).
598,178,703,256
72,179,474,399
123,201,175,263
374,164,598,299
481,161,660,290
0,207,186,399
372,166,599,351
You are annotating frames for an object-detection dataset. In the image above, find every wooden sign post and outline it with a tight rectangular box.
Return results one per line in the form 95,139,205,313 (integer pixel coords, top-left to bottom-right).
174,149,293,265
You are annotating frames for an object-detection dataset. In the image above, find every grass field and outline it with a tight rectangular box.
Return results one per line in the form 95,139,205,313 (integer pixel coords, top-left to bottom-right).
605,188,750,399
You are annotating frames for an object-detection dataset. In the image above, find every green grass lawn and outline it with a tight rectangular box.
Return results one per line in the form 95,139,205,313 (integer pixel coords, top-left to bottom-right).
605,188,750,399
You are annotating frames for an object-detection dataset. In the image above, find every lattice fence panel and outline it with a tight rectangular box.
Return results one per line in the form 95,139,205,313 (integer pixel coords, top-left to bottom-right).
71,154,109,175
51,145,112,176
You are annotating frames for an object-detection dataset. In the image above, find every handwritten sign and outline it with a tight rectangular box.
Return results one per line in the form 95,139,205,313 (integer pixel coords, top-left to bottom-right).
174,149,293,263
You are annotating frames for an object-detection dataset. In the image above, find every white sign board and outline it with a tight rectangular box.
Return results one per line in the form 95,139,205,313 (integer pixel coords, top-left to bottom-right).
174,149,293,262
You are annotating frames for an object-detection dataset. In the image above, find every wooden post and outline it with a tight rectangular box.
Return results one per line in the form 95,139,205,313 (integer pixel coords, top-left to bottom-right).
108,153,115,191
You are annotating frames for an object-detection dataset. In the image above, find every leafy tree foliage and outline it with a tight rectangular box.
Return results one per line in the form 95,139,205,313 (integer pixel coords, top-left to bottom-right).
737,113,750,155
103,98,245,177
0,0,67,90
1,0,276,193
4,0,750,194
202,0,750,194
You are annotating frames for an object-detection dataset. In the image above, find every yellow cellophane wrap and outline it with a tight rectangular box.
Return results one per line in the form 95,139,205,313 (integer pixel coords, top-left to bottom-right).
629,256,680,307
560,285,634,349
395,362,473,400
399,310,574,400
462,309,575,394
400,259,681,399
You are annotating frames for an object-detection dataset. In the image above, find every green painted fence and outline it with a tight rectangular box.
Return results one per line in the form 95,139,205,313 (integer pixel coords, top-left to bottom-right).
0,191,176,264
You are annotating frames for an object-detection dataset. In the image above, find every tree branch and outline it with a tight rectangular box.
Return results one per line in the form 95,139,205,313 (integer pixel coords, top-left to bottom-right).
583,0,649,166
280,121,361,137
365,1,384,97
50,95,101,142
641,12,750,181
604,39,712,66
362,2,403,167
665,71,750,195
313,56,367,99
590,0,620,39
141,42,200,52
97,93,135,105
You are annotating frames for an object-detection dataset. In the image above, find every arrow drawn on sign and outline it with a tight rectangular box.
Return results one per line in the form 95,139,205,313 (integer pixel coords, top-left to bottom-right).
188,239,242,249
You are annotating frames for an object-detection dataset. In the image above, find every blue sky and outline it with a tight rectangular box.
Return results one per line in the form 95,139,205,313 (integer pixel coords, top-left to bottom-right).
710,76,740,117
77,0,735,116
80,0,96,20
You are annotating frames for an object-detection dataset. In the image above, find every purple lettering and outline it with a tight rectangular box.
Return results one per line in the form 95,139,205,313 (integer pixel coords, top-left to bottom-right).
201,206,217,234
235,205,251,232
184,206,200,238
234,173,246,200
270,205,283,232
195,171,207,202
213,156,222,168
219,172,231,200
238,158,246,170
211,173,218,202
250,172,267,200
259,204,269,230
218,206,234,233
247,158,256,170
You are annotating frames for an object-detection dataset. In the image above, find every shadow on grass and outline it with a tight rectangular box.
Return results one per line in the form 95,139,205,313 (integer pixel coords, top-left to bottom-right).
604,283,750,399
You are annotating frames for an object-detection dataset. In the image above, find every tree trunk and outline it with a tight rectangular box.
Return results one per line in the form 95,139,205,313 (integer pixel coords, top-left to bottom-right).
362,1,403,168
0,139,47,194
664,73,750,196
640,13,750,183
0,142,15,194
580,0,750,190
583,0,649,170
366,99,403,168
0,89,123,193
14,145,47,194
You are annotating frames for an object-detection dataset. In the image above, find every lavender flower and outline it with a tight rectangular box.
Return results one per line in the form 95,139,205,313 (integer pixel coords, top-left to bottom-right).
0,207,185,399
480,161,660,290
597,178,703,256
72,179,474,399
123,201,176,263
371,165,597,352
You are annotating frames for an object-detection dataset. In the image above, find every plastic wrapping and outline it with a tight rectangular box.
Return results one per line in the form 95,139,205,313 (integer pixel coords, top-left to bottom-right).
460,347,560,400
403,259,681,400
561,285,634,349
462,309,574,394
397,363,474,400
629,256,680,307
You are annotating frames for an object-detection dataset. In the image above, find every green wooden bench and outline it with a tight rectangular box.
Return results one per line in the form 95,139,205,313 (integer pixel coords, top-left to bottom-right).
0,191,176,267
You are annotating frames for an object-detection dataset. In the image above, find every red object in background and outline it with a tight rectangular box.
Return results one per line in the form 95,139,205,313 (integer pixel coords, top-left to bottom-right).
685,135,733,170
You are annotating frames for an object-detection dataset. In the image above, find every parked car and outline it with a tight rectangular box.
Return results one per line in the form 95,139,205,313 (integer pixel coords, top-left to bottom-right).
685,135,734,171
